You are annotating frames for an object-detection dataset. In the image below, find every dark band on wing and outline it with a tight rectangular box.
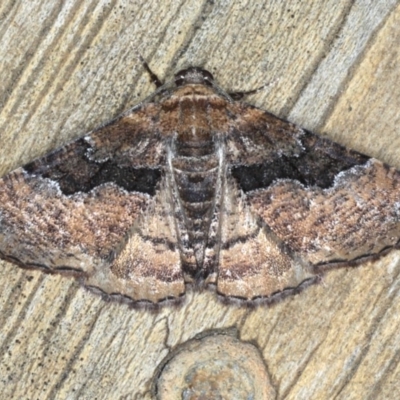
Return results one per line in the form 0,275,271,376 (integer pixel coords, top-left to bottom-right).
24,138,162,195
231,130,370,192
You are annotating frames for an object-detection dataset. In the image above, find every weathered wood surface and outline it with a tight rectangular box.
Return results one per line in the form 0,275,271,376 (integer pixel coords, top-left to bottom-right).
0,1,399,399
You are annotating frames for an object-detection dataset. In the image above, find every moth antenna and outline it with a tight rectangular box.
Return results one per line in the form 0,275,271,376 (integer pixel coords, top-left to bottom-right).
228,77,280,100
137,53,163,88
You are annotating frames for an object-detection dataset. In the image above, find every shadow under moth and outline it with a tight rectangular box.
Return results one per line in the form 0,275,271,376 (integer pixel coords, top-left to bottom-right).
0,63,399,307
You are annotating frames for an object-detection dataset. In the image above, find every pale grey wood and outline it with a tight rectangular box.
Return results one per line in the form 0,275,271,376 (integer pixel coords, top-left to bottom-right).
0,1,399,399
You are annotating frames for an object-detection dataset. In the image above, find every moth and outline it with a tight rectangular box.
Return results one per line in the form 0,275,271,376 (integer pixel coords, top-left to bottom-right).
0,63,399,307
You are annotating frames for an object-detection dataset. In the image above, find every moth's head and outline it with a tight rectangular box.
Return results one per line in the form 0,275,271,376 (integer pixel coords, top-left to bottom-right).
174,67,214,87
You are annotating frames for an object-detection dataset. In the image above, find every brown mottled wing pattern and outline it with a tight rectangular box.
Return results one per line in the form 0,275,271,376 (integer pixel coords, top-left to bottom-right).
1,65,399,307
0,103,185,305
218,102,400,300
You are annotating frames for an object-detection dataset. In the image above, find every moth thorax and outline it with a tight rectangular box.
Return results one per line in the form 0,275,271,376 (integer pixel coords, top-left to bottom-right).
174,127,215,157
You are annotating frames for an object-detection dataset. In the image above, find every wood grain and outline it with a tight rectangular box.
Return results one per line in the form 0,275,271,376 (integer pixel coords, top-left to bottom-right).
0,1,399,399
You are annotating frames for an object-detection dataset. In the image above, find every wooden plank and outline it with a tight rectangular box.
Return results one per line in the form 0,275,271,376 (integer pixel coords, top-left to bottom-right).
0,1,399,398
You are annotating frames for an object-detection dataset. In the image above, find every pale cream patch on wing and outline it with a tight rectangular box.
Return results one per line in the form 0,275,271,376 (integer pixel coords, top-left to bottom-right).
249,160,400,265
85,178,185,303
0,169,146,273
217,178,314,300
